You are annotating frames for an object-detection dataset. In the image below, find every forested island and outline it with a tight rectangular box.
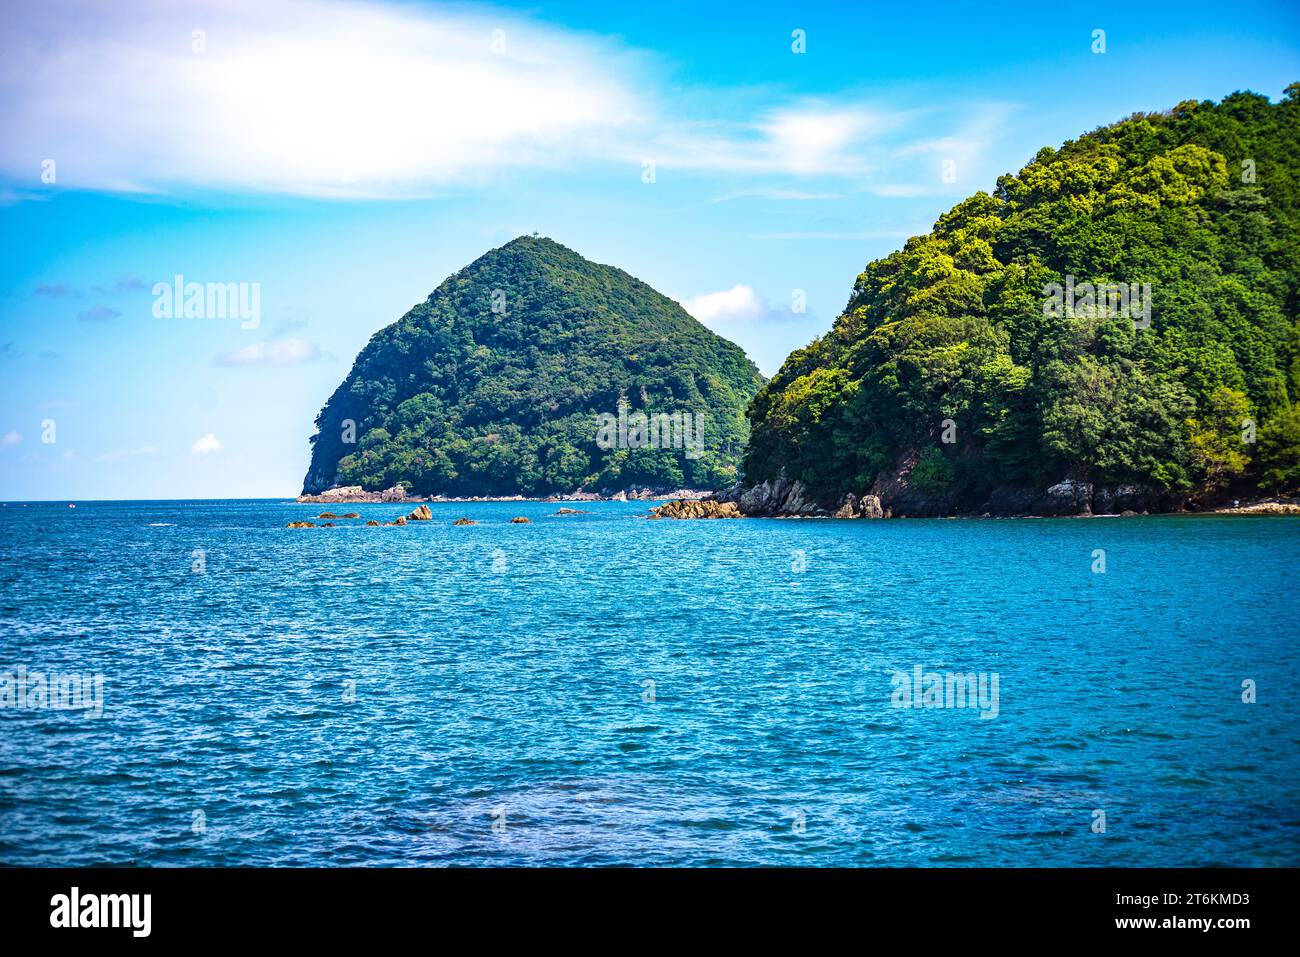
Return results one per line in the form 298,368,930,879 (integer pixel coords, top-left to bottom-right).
738,86,1300,516
302,237,764,497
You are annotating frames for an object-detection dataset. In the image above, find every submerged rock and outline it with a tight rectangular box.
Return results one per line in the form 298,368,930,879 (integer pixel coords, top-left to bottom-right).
287,521,317,528
365,520,381,526
511,516,531,523
555,507,589,515
318,512,338,519
452,517,476,526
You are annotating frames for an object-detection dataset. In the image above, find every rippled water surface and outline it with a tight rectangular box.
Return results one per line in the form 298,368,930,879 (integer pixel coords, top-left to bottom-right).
0,499,1296,866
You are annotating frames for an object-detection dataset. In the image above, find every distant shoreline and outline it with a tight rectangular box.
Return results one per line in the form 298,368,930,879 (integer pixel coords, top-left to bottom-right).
294,486,713,505
1,496,1295,517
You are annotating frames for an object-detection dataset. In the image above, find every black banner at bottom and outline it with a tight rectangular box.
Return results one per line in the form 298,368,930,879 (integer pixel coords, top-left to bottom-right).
0,867,1285,943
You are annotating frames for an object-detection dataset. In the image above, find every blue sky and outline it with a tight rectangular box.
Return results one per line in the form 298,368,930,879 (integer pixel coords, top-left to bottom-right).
1,0,1297,499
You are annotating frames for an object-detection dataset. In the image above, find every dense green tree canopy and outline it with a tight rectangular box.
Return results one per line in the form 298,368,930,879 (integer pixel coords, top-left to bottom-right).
304,236,764,495
745,87,1300,503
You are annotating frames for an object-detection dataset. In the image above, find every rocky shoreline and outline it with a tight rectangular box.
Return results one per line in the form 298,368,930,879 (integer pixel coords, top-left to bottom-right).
294,479,1298,522
295,484,711,505
644,471,1300,520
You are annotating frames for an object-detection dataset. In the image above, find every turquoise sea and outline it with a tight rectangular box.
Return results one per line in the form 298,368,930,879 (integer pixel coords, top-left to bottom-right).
0,499,1296,866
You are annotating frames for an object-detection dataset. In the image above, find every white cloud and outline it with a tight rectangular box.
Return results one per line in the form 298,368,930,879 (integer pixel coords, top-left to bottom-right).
647,104,904,179
0,1,1013,198
755,107,889,176
191,433,222,455
0,0,646,198
0,430,21,448
681,285,770,324
215,338,320,367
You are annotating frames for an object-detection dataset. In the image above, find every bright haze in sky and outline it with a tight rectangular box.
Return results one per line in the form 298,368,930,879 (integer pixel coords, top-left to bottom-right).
1,0,1297,498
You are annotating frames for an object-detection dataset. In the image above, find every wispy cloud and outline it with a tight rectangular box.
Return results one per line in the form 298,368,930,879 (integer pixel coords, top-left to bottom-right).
33,282,75,298
76,305,122,322
710,187,844,204
270,318,309,337
865,184,933,198
879,102,1019,194
92,276,150,294
749,228,926,240
0,1,1015,200
33,276,151,299
644,104,905,179
0,0,646,198
215,337,320,367
1,430,22,449
99,445,156,463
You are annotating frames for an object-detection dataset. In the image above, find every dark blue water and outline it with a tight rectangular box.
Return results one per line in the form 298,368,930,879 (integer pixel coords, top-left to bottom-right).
0,499,1296,866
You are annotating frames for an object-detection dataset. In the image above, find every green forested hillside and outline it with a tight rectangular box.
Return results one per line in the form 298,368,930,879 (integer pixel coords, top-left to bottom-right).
745,86,1300,510
303,236,764,496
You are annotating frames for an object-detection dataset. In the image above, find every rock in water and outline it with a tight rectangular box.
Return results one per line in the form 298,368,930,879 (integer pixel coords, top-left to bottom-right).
407,504,433,521
296,484,420,504
859,495,884,519
452,517,476,526
648,499,742,519
511,516,531,523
